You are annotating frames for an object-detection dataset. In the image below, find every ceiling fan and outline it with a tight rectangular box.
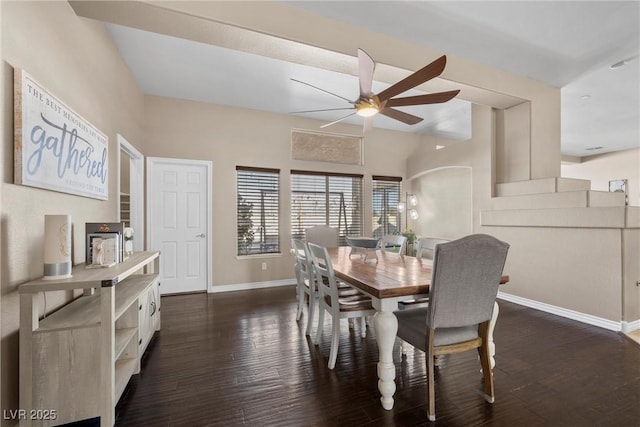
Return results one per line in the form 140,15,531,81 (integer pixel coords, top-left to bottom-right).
290,49,460,132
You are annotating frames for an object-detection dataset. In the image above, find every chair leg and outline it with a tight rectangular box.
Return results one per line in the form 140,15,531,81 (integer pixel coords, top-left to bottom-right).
328,315,340,370
360,316,366,338
434,354,445,367
315,307,325,346
400,339,410,357
296,286,304,321
478,322,495,403
426,331,436,421
305,294,316,336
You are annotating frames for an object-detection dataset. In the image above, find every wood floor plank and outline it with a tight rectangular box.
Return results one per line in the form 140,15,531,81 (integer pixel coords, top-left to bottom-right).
115,286,640,426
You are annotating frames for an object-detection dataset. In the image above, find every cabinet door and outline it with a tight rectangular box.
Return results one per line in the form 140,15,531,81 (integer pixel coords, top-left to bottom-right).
150,281,161,331
139,281,160,354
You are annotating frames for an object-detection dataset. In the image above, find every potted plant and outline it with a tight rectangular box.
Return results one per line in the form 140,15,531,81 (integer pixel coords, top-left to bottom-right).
401,228,416,245
237,195,255,255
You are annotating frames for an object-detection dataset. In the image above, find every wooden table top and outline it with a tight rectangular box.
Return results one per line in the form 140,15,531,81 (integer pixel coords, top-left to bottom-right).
328,246,509,300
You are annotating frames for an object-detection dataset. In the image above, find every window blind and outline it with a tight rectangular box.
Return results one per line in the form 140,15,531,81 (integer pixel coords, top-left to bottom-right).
372,176,402,238
236,166,280,255
291,170,363,245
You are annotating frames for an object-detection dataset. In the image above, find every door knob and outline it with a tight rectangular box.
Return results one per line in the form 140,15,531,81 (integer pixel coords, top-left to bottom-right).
196,233,206,238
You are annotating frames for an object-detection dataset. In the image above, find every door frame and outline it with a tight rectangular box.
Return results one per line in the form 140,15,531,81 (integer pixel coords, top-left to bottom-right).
117,134,145,252
146,157,213,292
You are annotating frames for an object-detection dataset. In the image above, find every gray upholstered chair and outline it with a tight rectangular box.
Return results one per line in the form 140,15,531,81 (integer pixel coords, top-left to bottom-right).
307,242,375,370
305,225,339,249
415,237,450,260
395,234,509,421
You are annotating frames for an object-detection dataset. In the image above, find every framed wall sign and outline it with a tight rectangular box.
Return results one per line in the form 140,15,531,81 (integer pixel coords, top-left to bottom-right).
13,68,108,200
608,179,627,193
609,179,629,205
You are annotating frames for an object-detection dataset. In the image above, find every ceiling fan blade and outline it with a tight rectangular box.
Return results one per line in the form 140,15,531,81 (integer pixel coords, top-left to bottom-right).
358,48,375,98
320,112,356,128
291,78,354,103
362,116,374,133
379,107,424,125
377,55,447,102
385,90,461,107
289,107,355,114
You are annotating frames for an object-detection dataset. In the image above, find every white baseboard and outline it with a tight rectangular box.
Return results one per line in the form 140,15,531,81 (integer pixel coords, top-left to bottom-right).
497,291,623,332
209,278,296,293
204,285,640,334
621,319,640,333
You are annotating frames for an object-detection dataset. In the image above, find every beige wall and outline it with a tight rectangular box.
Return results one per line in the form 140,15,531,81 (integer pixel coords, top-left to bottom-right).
562,148,640,207
408,105,637,324
623,229,640,321
1,1,145,419
496,102,531,183
143,95,422,287
408,104,495,233
489,226,624,320
411,167,473,240
120,150,131,194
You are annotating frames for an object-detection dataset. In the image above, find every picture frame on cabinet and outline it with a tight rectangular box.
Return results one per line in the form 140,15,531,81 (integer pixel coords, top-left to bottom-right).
85,222,125,264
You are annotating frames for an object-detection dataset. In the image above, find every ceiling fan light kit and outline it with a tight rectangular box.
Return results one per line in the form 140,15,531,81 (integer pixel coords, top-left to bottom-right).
355,96,380,117
291,48,460,132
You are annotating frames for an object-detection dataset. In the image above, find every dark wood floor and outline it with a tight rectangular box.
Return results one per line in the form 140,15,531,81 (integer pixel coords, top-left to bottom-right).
115,286,640,427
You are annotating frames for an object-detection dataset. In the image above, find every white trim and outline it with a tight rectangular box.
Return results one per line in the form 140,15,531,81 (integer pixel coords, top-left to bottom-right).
208,279,296,293
117,134,145,252
236,252,283,260
497,291,622,332
621,319,640,333
147,157,213,292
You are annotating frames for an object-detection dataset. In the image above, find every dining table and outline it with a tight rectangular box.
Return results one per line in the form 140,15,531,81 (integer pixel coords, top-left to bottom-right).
327,246,509,410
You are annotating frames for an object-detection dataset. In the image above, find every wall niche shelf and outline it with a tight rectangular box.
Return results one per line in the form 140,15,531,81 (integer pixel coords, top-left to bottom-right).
120,192,131,227
19,251,161,427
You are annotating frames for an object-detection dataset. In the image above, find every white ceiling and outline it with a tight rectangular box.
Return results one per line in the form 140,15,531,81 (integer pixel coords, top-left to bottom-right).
100,1,639,158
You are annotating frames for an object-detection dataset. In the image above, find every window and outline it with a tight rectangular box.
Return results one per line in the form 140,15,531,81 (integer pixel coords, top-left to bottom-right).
236,166,280,255
291,170,363,245
372,176,402,239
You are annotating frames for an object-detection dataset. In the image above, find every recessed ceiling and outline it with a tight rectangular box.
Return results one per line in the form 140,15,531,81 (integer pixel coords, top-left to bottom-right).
105,23,472,140
93,1,638,157
285,1,640,158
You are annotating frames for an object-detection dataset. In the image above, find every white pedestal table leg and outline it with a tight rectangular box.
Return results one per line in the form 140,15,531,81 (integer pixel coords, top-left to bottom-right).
373,310,398,410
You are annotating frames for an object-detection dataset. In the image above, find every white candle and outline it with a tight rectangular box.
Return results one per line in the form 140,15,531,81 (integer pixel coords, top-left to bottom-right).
43,214,72,279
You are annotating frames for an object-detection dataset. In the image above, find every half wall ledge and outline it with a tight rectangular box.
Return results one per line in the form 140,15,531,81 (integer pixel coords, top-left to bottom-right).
480,206,639,229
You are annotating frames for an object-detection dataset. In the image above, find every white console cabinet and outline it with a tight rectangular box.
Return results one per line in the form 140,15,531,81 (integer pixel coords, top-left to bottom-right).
19,251,161,427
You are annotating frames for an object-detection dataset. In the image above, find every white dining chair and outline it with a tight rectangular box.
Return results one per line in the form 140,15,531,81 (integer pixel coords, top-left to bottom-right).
377,234,407,254
292,238,363,337
307,242,375,370
292,238,317,336
305,225,339,248
415,237,450,260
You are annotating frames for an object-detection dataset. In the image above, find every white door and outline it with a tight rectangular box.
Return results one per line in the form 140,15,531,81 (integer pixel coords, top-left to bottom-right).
147,157,211,294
